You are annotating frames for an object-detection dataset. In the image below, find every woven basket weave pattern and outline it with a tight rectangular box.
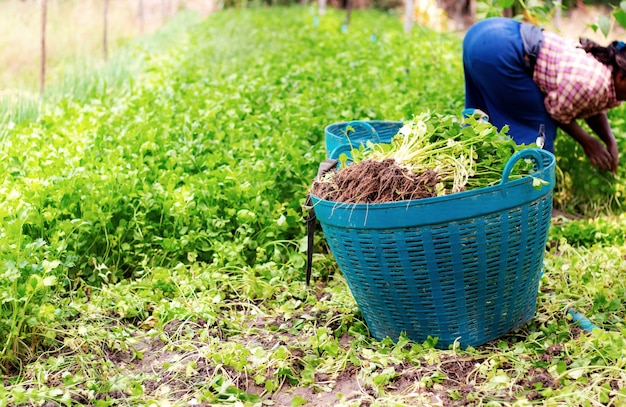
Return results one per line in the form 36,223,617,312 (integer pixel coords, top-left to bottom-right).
320,197,551,347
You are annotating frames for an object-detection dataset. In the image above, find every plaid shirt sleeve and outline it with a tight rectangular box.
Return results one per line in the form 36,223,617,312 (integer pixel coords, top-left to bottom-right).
533,32,621,124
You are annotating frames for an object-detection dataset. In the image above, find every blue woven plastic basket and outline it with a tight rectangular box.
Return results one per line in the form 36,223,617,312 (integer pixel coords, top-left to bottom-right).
311,148,555,348
325,120,402,159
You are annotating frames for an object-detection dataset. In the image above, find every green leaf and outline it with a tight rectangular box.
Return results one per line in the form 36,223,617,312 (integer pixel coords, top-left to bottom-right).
598,15,612,37
27,275,42,292
291,395,308,407
43,276,57,287
556,360,567,375
532,176,549,189
614,9,626,28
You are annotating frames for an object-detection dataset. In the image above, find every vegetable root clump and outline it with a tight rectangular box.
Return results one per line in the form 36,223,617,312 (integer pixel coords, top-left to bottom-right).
310,158,439,204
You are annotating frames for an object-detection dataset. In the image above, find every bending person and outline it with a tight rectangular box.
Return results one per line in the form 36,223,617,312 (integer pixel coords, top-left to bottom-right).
462,17,626,173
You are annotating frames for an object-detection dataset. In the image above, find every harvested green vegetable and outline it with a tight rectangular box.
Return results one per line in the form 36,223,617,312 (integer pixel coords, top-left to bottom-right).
312,112,538,203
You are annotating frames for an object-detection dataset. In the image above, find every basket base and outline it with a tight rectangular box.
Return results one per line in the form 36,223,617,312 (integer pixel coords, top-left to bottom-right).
362,304,537,348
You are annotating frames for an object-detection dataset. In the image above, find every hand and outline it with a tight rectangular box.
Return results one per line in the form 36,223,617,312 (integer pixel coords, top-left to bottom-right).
582,113,619,173
582,137,615,172
606,140,620,174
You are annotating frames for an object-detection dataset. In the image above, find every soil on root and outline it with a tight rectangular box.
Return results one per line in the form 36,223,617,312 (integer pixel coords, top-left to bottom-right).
310,159,439,204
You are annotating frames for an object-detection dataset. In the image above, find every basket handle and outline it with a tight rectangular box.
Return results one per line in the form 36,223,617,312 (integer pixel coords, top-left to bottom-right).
500,149,546,184
345,121,381,143
305,158,339,286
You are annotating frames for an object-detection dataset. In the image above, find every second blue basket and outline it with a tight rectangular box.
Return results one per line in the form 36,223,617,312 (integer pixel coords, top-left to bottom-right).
325,120,402,160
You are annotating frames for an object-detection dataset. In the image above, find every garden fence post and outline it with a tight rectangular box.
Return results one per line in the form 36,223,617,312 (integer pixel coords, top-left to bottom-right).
404,0,414,33
138,0,145,34
103,0,109,61
554,0,561,30
40,0,47,97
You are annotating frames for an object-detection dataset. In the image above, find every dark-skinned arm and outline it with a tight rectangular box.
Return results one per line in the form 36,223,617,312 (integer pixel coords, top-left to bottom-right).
557,113,619,173
585,112,619,173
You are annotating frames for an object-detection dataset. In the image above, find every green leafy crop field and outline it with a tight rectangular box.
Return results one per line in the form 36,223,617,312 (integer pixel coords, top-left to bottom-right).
1,6,626,406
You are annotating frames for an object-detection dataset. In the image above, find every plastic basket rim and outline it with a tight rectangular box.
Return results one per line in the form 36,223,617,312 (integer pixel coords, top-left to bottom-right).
324,119,403,131
310,149,555,210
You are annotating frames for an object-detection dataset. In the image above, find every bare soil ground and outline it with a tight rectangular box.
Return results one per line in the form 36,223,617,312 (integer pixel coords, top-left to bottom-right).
81,316,578,406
